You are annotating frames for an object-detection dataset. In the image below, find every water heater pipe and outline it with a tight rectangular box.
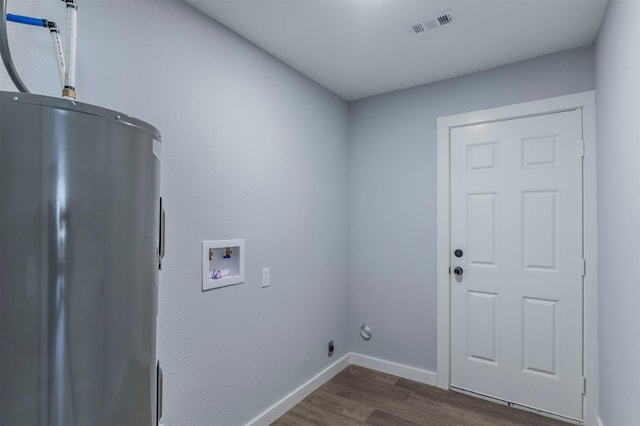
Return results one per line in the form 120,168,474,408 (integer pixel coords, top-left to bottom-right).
49,22,66,91
5,13,67,94
6,13,48,27
0,0,30,92
63,0,77,99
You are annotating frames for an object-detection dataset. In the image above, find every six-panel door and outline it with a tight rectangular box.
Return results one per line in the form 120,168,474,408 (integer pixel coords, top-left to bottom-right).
450,110,584,420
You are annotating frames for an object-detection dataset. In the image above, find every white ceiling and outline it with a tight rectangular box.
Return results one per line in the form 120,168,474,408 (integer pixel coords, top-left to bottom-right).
184,0,608,101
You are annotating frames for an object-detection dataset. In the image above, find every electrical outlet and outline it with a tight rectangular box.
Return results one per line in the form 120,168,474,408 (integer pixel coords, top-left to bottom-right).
328,340,334,357
261,268,270,288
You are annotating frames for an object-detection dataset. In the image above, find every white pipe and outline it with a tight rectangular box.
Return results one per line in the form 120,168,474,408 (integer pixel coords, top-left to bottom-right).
49,26,66,92
63,0,77,99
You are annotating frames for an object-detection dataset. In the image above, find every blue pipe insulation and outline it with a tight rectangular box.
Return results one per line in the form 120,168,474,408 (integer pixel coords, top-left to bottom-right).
6,13,48,28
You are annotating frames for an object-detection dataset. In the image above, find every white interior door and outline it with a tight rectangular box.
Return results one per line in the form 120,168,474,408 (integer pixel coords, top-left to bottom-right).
449,110,584,420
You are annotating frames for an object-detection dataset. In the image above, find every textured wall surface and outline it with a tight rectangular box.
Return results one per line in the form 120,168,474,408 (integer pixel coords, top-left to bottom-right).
347,45,596,372
595,2,640,425
1,1,349,425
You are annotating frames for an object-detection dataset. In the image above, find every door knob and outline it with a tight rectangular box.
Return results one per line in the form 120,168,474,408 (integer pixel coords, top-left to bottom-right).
453,267,464,276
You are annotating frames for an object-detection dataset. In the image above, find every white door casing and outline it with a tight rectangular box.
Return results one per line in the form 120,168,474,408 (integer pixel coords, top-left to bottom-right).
436,91,598,425
450,110,583,420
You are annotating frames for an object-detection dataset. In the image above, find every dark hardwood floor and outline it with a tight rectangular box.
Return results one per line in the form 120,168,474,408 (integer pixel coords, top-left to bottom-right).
272,365,570,426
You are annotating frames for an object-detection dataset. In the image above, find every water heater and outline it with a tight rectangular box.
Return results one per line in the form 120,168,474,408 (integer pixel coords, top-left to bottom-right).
0,91,164,425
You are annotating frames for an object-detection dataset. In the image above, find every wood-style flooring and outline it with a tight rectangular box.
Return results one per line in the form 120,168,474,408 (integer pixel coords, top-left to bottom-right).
272,365,570,426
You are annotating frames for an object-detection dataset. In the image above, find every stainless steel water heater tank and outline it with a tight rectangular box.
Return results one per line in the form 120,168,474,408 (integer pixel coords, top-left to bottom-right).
0,91,164,425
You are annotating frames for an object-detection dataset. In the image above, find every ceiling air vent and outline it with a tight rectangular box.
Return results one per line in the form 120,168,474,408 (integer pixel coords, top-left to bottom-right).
412,23,425,34
406,9,455,36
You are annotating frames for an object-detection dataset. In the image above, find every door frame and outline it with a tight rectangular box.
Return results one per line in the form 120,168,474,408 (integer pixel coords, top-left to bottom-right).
435,91,597,423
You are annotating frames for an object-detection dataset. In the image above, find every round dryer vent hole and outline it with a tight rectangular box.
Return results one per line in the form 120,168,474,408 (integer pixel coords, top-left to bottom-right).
360,324,372,341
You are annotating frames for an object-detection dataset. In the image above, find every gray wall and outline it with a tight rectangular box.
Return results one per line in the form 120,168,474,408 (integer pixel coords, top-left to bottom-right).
2,1,608,422
348,45,596,371
1,1,349,425
595,2,640,425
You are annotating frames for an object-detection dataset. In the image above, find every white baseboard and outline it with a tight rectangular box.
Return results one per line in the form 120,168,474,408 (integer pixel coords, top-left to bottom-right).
349,353,438,386
246,353,351,426
245,352,437,425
